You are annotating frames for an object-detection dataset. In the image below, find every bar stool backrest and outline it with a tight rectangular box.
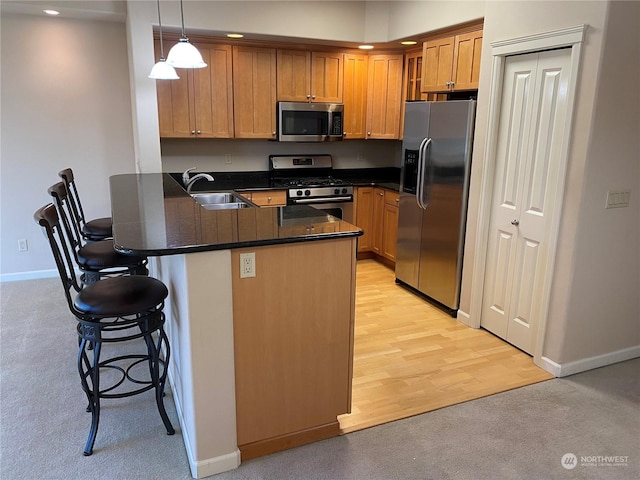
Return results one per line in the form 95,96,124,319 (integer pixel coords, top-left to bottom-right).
58,168,88,229
48,182,85,261
34,204,83,312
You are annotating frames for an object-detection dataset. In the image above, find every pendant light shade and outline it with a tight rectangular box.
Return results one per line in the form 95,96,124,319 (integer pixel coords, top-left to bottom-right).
166,38,207,68
149,60,180,79
149,0,179,79
166,0,207,69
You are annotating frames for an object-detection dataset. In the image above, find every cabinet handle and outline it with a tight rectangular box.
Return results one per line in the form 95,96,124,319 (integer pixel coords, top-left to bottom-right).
268,196,272,202
311,95,316,100
272,131,276,136
191,130,196,135
306,94,311,99
196,130,201,134
378,192,384,196
367,132,371,136
395,198,399,203
343,132,347,136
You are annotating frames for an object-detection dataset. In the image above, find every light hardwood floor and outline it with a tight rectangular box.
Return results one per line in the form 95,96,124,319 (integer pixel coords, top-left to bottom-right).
338,259,554,434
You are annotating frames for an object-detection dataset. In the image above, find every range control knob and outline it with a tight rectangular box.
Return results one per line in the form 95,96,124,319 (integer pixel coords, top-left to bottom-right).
334,188,340,195
341,188,348,194
296,190,303,196
304,190,311,196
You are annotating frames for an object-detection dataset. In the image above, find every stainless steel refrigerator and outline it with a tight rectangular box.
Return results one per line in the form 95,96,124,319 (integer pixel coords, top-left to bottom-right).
395,100,476,314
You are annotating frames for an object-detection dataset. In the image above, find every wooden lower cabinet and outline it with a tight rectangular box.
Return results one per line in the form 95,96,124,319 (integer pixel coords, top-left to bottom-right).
231,239,357,459
354,187,399,262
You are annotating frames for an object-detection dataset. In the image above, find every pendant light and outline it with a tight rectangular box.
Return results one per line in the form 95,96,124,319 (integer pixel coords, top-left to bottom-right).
148,0,179,79
166,0,207,69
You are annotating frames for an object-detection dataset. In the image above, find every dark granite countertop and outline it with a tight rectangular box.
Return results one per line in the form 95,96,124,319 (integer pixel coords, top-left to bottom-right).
168,168,401,193
110,174,362,256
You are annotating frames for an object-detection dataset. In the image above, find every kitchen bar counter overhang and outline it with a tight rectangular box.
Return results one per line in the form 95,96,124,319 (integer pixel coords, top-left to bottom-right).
109,173,361,479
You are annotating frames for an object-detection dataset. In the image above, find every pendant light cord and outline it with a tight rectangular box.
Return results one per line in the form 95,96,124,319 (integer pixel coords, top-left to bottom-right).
156,0,165,58
179,0,186,39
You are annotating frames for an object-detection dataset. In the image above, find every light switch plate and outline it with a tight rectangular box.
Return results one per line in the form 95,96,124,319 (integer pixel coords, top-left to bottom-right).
605,189,631,209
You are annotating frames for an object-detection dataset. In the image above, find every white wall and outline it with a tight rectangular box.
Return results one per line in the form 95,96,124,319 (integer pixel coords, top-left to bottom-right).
0,13,136,278
544,0,640,363
459,0,640,366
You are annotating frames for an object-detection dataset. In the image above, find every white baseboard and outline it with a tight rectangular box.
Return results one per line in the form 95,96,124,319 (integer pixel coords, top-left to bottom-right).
456,309,474,327
168,366,240,479
540,345,640,377
0,269,57,282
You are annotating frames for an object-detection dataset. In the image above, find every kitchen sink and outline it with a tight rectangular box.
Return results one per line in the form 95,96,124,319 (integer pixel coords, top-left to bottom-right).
190,192,252,210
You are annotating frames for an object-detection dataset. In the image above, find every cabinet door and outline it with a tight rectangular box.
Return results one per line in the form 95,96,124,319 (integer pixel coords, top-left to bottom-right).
421,36,455,93
381,191,399,261
451,30,483,91
276,49,310,102
233,46,277,139
354,187,374,252
155,40,194,138
311,51,343,102
342,54,368,139
193,44,234,138
371,188,386,254
366,54,403,139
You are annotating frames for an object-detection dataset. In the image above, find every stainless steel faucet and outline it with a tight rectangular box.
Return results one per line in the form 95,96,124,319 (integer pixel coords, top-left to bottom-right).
182,167,214,193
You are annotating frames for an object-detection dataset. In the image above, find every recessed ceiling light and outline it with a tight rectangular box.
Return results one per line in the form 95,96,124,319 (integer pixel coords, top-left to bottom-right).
358,45,374,50
43,9,60,15
227,33,244,39
401,41,417,46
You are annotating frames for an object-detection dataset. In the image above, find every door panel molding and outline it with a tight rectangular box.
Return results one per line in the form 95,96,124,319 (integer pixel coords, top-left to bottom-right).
467,25,586,369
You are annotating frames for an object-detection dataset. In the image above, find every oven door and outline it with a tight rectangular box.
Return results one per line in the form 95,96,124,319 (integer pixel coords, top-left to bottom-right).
292,199,354,224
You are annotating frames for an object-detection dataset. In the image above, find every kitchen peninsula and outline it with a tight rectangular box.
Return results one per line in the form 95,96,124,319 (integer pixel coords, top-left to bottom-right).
110,173,362,479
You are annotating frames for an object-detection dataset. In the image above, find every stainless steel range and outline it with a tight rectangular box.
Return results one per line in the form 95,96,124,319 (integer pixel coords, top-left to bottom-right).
270,155,354,223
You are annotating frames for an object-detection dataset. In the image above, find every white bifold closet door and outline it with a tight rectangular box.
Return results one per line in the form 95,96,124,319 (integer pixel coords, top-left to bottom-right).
481,48,571,354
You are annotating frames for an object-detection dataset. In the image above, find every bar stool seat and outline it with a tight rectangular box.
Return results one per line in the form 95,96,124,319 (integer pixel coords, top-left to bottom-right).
74,275,168,316
81,216,112,242
58,168,113,241
76,238,146,273
34,203,175,456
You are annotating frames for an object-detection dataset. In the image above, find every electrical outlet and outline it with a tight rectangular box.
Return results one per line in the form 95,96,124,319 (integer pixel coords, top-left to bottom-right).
18,238,28,252
239,252,255,278
224,154,233,164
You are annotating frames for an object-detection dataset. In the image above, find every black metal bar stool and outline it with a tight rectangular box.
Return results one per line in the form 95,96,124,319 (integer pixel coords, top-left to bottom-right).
58,168,113,242
48,181,148,284
34,203,175,456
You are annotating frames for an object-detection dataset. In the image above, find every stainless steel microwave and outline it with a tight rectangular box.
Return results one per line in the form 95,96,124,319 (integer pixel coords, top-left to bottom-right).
276,102,344,142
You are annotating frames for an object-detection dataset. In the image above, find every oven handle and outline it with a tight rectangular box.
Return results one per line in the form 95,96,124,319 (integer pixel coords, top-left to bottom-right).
291,196,353,204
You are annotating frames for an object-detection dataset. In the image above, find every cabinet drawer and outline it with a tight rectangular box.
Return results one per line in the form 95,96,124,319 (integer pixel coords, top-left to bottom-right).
249,190,287,207
384,190,399,206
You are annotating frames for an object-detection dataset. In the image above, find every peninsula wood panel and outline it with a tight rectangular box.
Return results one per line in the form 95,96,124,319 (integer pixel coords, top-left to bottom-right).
232,239,357,448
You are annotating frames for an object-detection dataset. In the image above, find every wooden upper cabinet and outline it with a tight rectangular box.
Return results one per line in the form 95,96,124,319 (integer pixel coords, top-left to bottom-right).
276,50,343,102
233,46,277,139
404,50,427,102
342,54,368,139
451,30,483,91
366,54,403,139
421,29,483,93
156,42,233,138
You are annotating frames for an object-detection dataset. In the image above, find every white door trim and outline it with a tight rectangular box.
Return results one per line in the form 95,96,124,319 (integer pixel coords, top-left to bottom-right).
468,25,586,369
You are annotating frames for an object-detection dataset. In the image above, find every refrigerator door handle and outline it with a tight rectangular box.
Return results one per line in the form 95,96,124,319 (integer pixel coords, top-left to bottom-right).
419,138,432,209
416,137,429,209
